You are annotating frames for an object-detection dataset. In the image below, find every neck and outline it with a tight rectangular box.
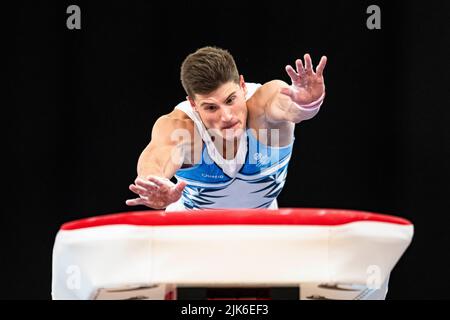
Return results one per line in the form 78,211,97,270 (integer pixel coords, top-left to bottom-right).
210,136,239,160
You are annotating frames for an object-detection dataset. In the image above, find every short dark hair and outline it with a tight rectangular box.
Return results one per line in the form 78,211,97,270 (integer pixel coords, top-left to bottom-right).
180,46,240,98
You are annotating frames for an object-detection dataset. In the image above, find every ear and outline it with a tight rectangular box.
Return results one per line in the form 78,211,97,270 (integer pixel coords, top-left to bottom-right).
239,75,247,96
187,96,197,110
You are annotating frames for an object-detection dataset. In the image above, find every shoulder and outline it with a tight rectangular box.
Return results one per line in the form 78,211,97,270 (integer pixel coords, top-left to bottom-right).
152,110,196,143
246,80,295,142
254,80,289,99
246,80,289,116
244,82,262,100
156,109,193,128
157,110,202,165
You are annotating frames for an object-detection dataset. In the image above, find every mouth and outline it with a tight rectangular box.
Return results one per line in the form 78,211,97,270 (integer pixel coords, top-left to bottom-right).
222,121,239,130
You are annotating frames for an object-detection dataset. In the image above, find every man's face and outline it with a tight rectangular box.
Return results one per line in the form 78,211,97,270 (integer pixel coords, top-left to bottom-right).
189,76,248,141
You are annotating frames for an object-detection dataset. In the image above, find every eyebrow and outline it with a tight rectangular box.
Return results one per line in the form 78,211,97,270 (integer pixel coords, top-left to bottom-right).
200,91,237,107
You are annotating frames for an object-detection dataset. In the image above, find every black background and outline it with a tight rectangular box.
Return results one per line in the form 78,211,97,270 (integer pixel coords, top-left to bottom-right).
6,0,450,299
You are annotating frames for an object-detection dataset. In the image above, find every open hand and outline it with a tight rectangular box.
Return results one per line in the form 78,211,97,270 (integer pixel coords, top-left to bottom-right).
280,53,327,106
126,175,187,209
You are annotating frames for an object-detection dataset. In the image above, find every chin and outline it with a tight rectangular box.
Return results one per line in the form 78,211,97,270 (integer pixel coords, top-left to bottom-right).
222,127,245,141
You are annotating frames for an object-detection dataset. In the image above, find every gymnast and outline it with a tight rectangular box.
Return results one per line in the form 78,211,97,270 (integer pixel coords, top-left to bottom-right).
126,46,327,210
53,49,415,301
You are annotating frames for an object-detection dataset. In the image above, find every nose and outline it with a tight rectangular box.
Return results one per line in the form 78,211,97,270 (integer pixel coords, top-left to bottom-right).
220,107,233,123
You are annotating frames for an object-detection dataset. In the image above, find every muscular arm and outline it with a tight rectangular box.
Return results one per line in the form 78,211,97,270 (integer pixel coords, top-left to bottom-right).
137,116,187,179
255,54,327,125
126,115,192,209
262,79,324,124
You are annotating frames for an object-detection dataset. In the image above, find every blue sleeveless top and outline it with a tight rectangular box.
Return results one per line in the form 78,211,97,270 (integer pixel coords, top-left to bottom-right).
173,129,294,209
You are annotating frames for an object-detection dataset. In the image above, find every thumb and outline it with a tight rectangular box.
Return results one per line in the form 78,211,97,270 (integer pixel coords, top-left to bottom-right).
174,180,187,193
279,87,295,99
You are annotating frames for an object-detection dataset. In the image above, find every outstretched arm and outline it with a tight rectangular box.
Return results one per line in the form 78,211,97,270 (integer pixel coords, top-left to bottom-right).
264,54,327,124
126,116,188,209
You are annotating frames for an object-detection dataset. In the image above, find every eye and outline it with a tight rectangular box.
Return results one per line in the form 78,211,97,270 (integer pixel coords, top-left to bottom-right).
226,96,236,105
205,105,217,111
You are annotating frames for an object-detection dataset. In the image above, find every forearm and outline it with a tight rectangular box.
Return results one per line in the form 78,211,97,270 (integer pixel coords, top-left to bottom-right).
268,53,327,124
128,145,187,209
281,91,325,123
137,145,183,179
265,81,325,124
